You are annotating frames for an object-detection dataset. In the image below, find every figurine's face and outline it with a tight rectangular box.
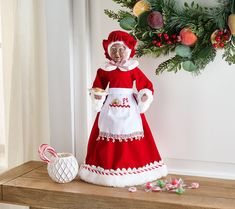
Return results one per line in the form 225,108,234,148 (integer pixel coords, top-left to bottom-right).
110,43,127,63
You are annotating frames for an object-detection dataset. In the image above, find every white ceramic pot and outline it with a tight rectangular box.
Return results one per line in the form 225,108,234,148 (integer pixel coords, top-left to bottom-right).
47,153,78,183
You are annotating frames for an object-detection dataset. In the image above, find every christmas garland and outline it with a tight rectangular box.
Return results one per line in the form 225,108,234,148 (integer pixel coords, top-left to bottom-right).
104,0,235,75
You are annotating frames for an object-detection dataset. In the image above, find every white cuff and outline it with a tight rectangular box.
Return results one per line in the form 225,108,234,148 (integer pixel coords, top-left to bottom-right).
137,88,153,113
89,88,107,112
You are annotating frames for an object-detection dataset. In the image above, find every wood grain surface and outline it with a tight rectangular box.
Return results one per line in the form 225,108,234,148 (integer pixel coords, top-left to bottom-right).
1,161,235,209
0,161,44,202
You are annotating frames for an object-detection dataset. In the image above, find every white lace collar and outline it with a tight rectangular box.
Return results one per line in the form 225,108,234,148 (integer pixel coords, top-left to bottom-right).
103,59,139,71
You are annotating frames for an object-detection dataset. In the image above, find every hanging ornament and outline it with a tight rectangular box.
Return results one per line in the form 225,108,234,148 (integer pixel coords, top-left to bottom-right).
182,60,198,72
133,0,151,17
147,11,164,29
175,45,192,58
120,17,136,31
179,28,198,46
228,0,235,35
228,14,235,35
211,29,231,49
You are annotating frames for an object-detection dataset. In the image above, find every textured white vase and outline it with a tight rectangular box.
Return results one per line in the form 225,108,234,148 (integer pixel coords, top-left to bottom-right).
47,153,78,183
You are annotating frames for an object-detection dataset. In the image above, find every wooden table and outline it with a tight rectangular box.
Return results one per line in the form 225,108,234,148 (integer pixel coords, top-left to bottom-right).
0,161,235,209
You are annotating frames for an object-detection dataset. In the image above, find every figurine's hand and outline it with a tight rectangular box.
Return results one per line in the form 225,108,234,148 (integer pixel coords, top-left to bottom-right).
137,89,153,113
141,93,148,102
89,88,108,112
94,95,102,100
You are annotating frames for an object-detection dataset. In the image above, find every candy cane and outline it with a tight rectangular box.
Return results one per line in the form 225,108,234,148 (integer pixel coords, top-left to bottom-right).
38,144,49,162
38,144,58,163
41,146,58,163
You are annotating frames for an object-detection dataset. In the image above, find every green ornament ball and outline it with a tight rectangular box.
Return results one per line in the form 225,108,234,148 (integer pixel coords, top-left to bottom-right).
182,60,198,72
119,17,136,31
175,45,192,58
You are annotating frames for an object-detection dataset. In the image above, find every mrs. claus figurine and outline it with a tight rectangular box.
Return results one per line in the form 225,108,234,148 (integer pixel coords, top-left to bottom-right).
79,30,167,187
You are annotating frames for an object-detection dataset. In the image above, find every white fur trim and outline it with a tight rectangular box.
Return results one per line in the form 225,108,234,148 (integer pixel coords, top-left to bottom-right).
108,41,132,60
89,89,108,112
104,59,139,71
79,161,168,187
137,89,153,113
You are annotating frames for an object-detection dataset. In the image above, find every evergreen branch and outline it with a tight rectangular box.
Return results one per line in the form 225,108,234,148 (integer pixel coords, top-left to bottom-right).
148,0,165,12
192,45,217,70
223,39,235,65
104,9,134,20
164,2,209,33
206,1,231,29
136,44,176,57
104,10,119,20
231,0,235,13
111,0,137,9
156,55,185,75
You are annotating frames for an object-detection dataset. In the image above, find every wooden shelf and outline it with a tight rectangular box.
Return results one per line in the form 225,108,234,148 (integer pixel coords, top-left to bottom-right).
0,161,235,209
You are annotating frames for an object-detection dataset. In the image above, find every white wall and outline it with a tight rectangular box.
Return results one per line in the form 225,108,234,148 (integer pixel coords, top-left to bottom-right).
88,0,235,179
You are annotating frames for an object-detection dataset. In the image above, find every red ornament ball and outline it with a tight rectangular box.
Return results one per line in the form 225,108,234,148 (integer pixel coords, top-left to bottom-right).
163,33,169,40
212,43,218,48
224,35,230,41
179,28,198,46
215,35,221,42
152,40,157,45
171,34,177,39
219,42,225,47
156,42,162,47
147,11,164,29
167,40,172,45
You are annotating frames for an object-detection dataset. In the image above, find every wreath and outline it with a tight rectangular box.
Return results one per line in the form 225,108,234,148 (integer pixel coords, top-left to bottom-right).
105,0,235,75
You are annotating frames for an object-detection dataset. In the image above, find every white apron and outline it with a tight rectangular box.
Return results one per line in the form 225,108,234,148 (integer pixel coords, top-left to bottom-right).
98,88,144,142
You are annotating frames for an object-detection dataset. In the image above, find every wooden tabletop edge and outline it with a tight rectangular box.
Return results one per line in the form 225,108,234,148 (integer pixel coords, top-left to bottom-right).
1,185,231,209
0,161,44,185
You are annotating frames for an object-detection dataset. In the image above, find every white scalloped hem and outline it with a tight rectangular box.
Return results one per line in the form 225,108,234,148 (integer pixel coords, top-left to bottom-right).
79,161,168,187
97,131,144,142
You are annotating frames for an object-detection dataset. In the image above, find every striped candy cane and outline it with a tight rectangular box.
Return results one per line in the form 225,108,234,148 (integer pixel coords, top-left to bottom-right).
38,144,58,163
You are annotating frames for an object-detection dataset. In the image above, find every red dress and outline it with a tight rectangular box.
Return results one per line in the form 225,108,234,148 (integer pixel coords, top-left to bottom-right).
79,67,167,187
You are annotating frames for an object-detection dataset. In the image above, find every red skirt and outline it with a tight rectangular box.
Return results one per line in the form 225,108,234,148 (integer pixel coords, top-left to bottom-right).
79,113,167,187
